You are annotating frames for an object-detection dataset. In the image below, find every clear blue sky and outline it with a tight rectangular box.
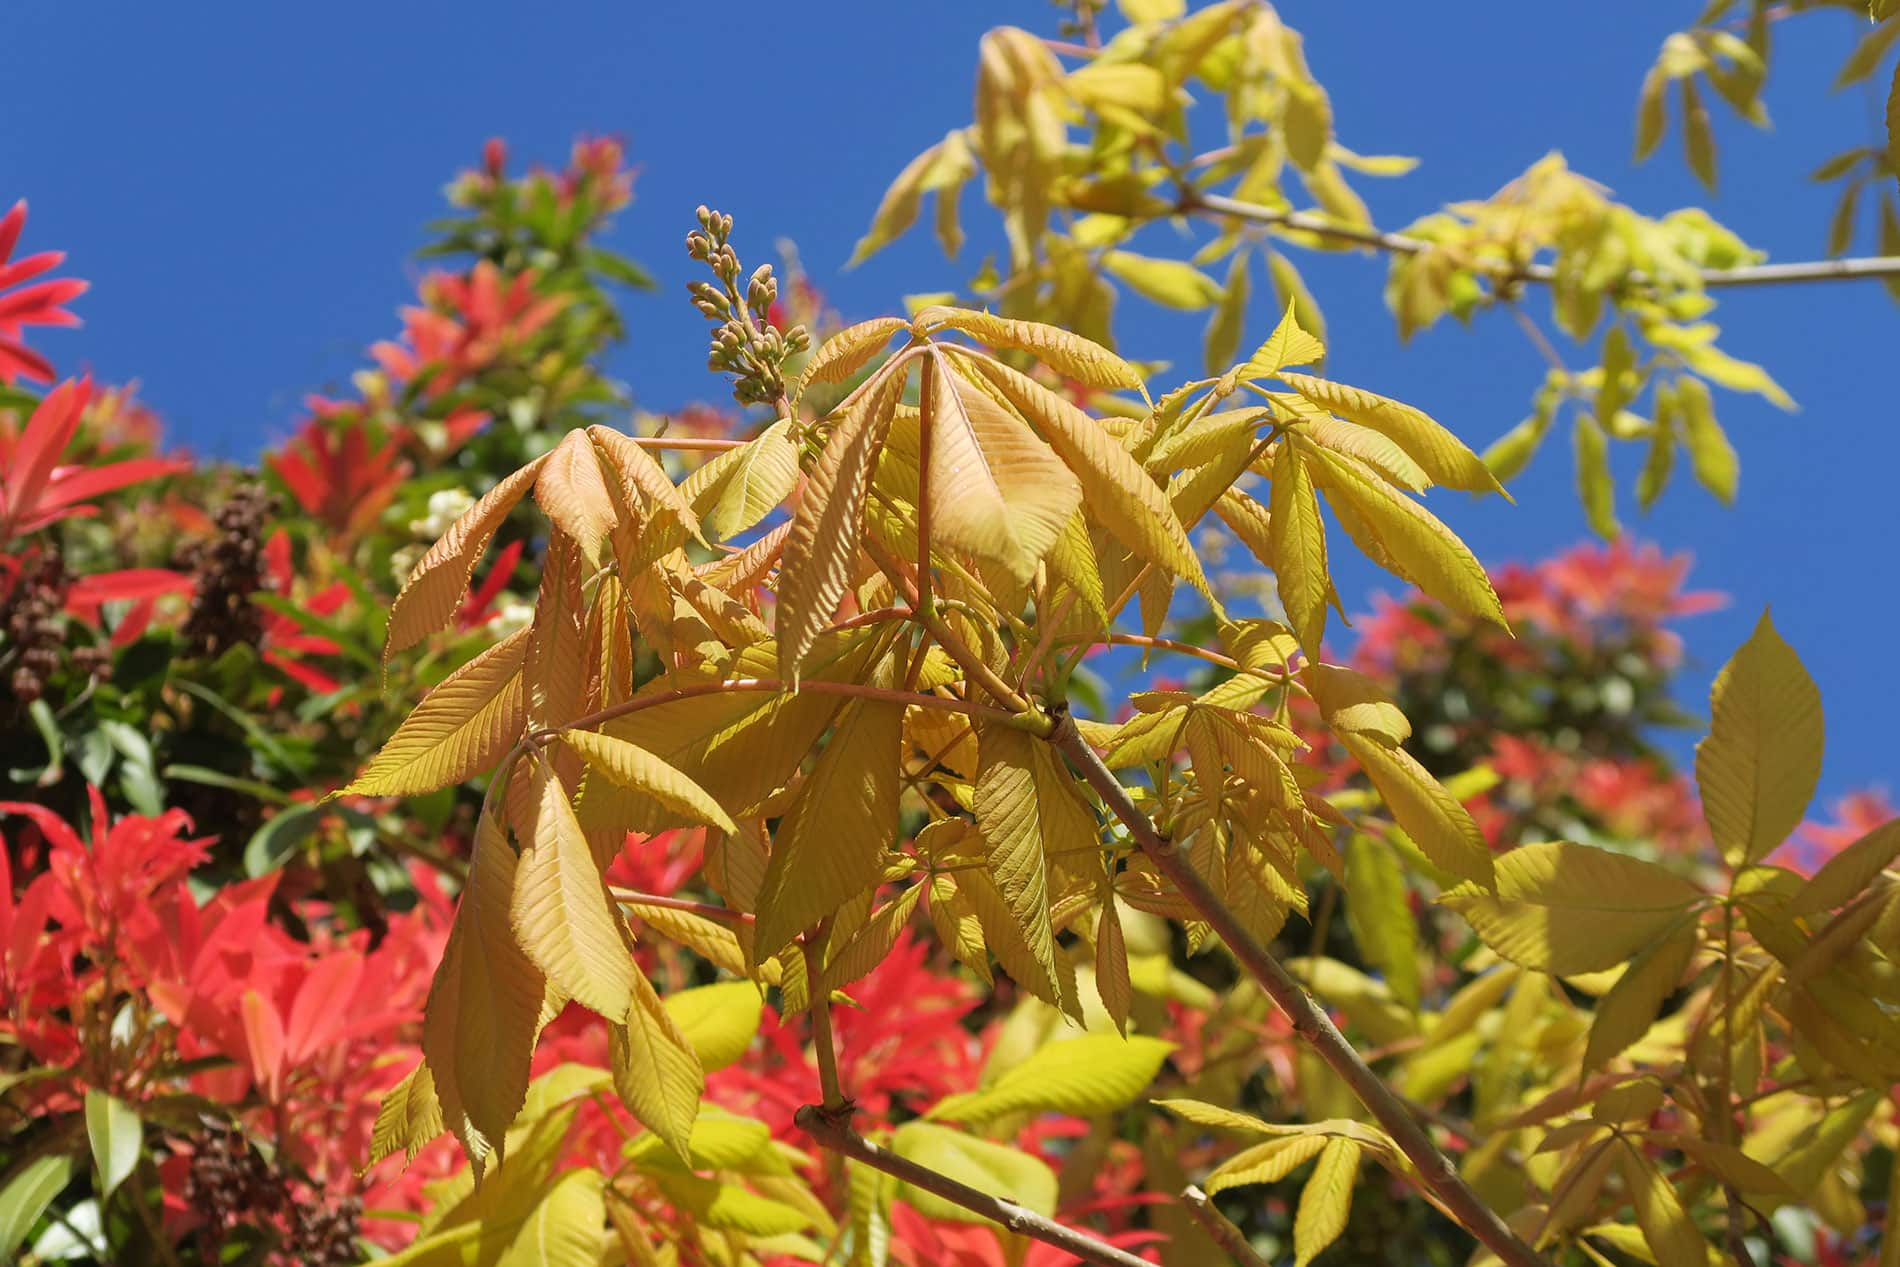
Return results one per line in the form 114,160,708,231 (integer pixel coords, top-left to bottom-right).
3,3,1892,808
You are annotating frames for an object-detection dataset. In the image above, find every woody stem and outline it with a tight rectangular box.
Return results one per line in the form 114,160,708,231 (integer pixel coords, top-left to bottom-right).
1046,708,1548,1267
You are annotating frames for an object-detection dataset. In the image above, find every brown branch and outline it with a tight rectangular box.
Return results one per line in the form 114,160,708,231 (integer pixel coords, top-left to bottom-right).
1185,190,1900,289
1181,1186,1271,1267
795,1107,1155,1267
1046,708,1548,1267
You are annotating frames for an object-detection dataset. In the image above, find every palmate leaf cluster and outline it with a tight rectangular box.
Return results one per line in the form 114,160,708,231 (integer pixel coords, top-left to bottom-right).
348,195,1900,1264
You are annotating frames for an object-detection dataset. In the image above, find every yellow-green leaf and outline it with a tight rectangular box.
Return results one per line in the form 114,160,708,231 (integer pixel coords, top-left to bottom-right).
560,729,736,833
1279,372,1502,496
1096,899,1132,1036
1675,376,1738,505
1680,76,1717,190
346,628,529,797
1635,69,1668,161
370,1062,444,1167
613,967,705,1163
1696,608,1824,867
973,725,1060,991
681,418,801,541
663,980,764,1072
1294,1138,1361,1267
1269,442,1329,656
1441,841,1704,974
929,1034,1174,1123
1582,920,1696,1072
955,351,1208,596
1306,443,1507,632
511,762,636,1021
1207,1135,1329,1194
1345,835,1419,1009
1617,1142,1707,1267
84,1090,141,1201
1340,733,1493,886
1790,817,1900,915
753,701,903,959
1103,251,1226,310
1574,413,1619,539
1265,252,1328,358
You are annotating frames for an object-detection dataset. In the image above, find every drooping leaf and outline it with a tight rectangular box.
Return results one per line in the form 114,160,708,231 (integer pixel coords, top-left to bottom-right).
560,729,736,833
426,809,546,1159
1204,252,1250,376
1103,251,1225,309
84,1090,141,1201
370,1062,445,1166
922,350,1080,583
1790,817,1900,915
387,456,547,658
1582,920,1696,1072
536,428,620,566
958,351,1207,596
1617,1141,1707,1267
1696,609,1824,867
1345,834,1419,1008
346,628,530,797
1675,376,1738,506
1280,373,1502,495
1294,1138,1361,1267
1306,443,1507,632
753,701,904,959
1339,733,1493,887
613,967,706,1163
778,365,907,682
1269,441,1329,656
973,725,1061,991
1206,1135,1329,1194
1573,413,1619,539
510,761,636,1021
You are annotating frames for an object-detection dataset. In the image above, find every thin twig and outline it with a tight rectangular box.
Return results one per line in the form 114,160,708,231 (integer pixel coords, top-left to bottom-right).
610,888,752,927
532,676,1031,743
1181,1185,1271,1267
1185,191,1900,288
1507,303,1569,375
1046,708,1548,1267
795,1107,1154,1267
623,434,747,452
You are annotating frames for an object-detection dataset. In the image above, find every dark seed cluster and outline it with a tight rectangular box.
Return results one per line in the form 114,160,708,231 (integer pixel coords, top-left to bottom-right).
179,484,278,659
182,1122,363,1266
2,549,72,706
